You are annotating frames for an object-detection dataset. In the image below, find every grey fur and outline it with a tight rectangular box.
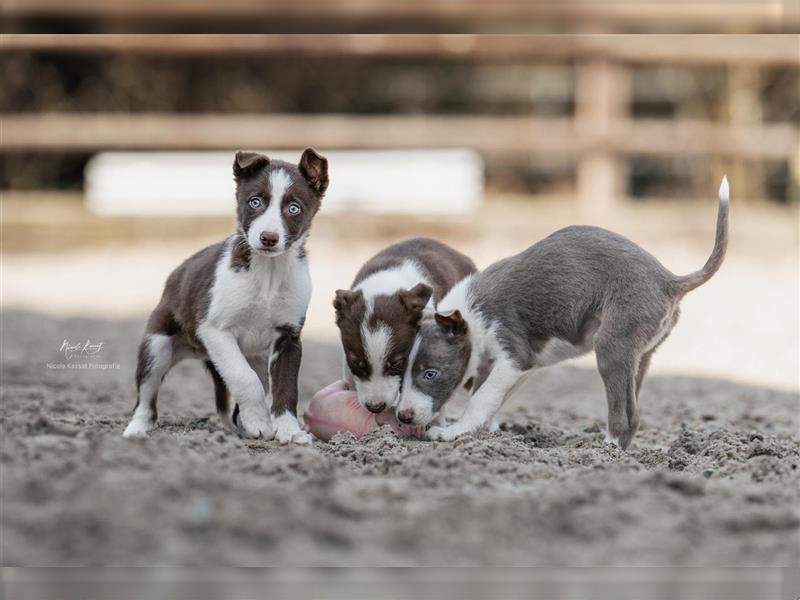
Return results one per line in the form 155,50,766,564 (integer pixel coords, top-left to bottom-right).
402,179,730,450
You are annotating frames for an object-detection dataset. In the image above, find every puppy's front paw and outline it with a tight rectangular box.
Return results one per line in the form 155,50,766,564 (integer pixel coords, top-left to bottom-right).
273,413,312,445
291,430,314,445
427,424,466,442
236,405,273,439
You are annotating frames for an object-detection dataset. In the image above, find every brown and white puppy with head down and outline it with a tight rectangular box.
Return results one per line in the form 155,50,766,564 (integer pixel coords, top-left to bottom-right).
123,148,328,444
333,238,476,415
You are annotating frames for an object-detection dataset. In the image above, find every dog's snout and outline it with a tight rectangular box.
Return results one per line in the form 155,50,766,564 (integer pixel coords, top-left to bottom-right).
365,401,386,414
397,408,415,424
259,231,279,248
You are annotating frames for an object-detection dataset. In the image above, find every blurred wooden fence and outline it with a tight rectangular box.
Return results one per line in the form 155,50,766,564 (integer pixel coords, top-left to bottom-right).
1,34,798,208
2,1,798,32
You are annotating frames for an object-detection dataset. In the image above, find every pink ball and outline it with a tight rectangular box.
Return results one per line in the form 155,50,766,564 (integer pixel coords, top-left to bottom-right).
304,380,425,441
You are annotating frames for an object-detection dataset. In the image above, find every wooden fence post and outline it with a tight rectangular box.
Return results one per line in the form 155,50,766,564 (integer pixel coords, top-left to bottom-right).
575,56,631,215
726,65,764,201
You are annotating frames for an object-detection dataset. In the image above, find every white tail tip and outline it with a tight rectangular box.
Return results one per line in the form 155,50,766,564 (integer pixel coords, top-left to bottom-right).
718,175,729,203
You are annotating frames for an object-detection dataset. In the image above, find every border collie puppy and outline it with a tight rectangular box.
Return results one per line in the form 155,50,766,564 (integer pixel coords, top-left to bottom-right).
123,148,329,445
397,178,730,450
333,238,476,414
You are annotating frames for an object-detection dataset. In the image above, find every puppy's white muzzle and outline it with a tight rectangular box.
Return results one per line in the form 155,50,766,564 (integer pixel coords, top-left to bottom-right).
396,386,436,427
354,376,401,413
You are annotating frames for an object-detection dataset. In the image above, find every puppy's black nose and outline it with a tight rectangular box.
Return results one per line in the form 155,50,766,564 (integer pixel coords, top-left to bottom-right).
366,402,386,414
259,231,279,248
397,409,415,424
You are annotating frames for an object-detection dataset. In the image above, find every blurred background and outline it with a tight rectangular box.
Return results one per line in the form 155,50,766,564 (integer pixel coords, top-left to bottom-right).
1,31,798,391
1,10,800,584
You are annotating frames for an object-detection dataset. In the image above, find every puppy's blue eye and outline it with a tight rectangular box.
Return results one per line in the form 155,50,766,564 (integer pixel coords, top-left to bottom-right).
423,369,438,381
248,196,262,209
287,202,302,215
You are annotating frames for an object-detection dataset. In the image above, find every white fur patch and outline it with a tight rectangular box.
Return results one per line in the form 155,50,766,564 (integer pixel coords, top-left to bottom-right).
361,322,392,378
355,260,428,302
401,333,422,392
355,322,399,409
719,175,729,204
269,168,292,202
204,238,311,355
435,274,474,315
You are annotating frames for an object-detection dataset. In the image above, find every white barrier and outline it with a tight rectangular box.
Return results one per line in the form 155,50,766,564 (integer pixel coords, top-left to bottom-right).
85,149,484,216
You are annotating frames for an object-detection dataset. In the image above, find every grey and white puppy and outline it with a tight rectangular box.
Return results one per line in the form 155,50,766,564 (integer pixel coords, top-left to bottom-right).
396,177,730,449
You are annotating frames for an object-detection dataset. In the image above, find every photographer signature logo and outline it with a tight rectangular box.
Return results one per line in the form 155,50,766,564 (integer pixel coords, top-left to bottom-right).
47,339,119,371
60,339,105,360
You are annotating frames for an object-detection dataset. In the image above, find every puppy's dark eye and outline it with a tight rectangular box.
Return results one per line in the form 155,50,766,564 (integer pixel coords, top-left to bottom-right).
287,201,302,216
248,196,263,209
347,355,366,371
384,359,403,374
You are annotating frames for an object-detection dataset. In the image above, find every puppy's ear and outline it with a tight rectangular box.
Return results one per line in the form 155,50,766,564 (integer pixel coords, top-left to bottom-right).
398,283,432,317
299,147,329,196
333,289,362,323
434,310,468,336
234,151,269,180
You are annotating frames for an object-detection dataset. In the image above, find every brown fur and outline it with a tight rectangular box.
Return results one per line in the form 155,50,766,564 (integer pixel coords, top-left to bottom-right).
334,238,477,400
127,149,328,438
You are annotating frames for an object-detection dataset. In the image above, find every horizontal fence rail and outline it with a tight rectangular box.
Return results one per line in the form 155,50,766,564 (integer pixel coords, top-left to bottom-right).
3,34,799,65
2,1,797,32
2,113,798,160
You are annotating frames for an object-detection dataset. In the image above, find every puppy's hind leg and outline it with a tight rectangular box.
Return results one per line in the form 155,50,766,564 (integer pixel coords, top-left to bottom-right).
631,311,678,438
124,333,174,437
595,338,640,451
635,349,655,399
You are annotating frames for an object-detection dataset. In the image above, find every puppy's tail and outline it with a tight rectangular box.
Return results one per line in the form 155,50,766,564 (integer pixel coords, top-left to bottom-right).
671,176,729,297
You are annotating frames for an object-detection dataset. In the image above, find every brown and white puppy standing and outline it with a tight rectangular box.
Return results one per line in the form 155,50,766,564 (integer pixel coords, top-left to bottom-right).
397,178,730,450
123,148,328,444
333,238,476,414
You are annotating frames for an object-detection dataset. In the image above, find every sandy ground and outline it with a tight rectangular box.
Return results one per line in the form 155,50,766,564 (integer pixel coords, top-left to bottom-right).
2,197,798,566
1,309,798,566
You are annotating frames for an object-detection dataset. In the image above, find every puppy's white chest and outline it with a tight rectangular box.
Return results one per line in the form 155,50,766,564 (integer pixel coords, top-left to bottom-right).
205,247,311,355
